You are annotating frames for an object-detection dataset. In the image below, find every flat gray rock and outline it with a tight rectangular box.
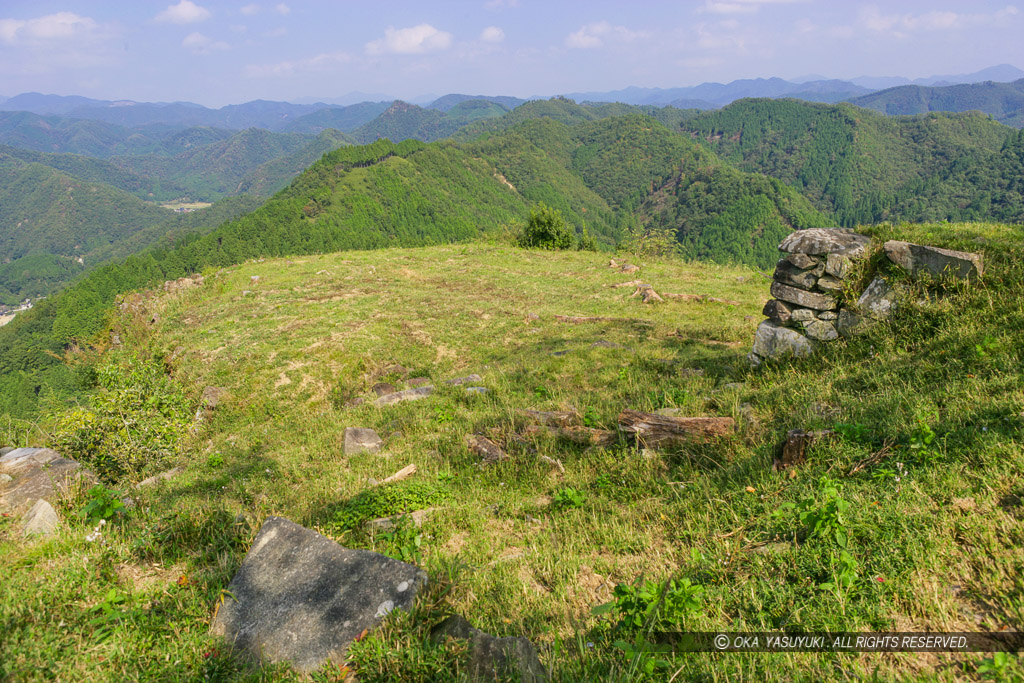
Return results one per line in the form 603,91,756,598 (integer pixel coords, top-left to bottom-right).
432,615,548,683
343,428,383,455
0,447,14,457
375,386,433,406
778,229,871,258
883,240,983,280
211,517,427,673
857,276,902,319
22,498,59,537
0,448,96,512
751,320,814,361
803,319,839,341
773,259,823,290
825,253,853,279
770,281,837,311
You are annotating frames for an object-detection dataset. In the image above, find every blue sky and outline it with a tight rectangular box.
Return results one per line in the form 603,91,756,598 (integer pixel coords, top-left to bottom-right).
1,0,1022,106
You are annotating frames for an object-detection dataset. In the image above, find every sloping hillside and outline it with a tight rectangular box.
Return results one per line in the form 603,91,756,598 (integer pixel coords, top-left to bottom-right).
3,223,1022,680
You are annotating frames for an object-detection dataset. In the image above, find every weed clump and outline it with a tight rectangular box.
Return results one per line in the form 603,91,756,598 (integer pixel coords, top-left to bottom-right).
331,482,450,531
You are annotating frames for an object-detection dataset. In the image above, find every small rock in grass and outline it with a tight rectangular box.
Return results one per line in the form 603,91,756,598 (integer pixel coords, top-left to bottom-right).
407,377,431,387
465,387,488,395
466,434,507,464
344,428,383,456
431,615,548,683
372,383,397,397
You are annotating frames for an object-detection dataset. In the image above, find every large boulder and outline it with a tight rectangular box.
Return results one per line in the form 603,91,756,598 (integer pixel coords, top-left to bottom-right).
773,259,824,291
750,320,814,362
0,448,96,512
883,241,983,280
431,615,548,682
210,517,427,673
778,229,871,258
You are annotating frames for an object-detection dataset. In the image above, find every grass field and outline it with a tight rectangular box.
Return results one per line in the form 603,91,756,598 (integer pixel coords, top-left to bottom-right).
2,224,1023,681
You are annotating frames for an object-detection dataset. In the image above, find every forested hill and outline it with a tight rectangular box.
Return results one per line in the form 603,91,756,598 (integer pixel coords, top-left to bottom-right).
848,78,1024,128
674,98,1024,226
0,111,828,416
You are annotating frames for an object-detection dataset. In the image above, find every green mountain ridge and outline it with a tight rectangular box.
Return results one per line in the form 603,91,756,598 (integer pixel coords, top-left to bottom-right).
848,78,1024,127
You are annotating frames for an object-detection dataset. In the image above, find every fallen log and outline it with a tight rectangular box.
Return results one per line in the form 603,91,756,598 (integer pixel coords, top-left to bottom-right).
617,410,734,447
522,424,617,447
381,463,417,484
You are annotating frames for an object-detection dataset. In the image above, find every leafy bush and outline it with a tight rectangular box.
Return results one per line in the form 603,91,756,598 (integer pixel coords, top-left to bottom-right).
595,577,704,631
552,487,587,509
77,485,126,526
518,203,574,250
48,354,193,482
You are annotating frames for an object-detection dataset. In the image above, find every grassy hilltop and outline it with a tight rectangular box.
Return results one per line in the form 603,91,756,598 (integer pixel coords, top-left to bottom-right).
2,222,1022,681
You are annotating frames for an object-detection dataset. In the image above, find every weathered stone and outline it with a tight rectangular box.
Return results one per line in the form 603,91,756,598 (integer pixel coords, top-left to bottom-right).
857,276,901,319
883,240,983,280
784,253,820,270
136,467,182,489
431,615,548,683
836,309,868,337
202,386,228,410
770,281,837,311
0,448,97,512
762,299,792,324
465,387,488,395
22,498,59,537
0,447,14,457
344,428,383,455
365,508,434,532
773,429,835,470
382,363,409,378
407,377,431,387
371,382,397,397
817,310,839,321
824,253,853,279
376,386,433,406
773,259,823,290
803,320,839,341
446,374,483,386
751,320,814,361
778,228,872,258
466,434,507,464
789,307,815,323
210,517,427,672
816,275,844,292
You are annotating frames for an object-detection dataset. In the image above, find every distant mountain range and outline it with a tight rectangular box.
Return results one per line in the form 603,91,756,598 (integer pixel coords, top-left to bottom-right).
849,79,1024,128
4,64,1021,130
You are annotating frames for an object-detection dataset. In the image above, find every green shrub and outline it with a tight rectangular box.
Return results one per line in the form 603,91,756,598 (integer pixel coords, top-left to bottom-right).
518,203,574,250
48,353,193,482
332,482,449,531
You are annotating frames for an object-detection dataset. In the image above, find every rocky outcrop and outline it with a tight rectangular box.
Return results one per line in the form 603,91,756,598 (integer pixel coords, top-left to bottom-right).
750,229,983,363
0,448,97,512
210,516,427,673
343,428,383,455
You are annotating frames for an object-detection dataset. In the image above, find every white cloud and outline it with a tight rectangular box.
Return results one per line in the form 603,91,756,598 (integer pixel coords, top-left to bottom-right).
156,1,211,25
365,24,453,55
480,26,504,43
565,21,643,49
275,3,291,15
0,12,98,43
182,31,228,54
485,0,519,8
240,3,261,15
245,51,352,77
860,4,1019,37
701,0,806,14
